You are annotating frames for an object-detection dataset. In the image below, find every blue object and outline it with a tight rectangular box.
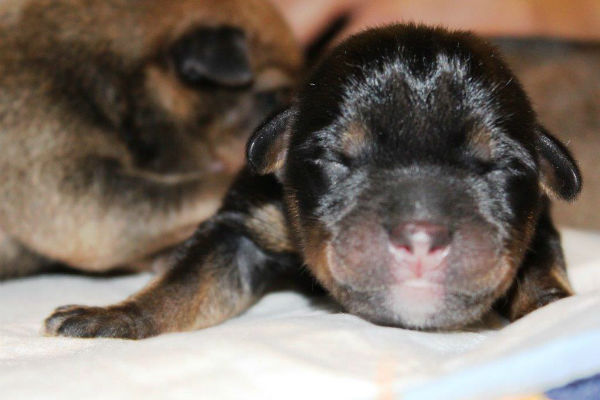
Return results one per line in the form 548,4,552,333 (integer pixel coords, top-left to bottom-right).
547,373,600,400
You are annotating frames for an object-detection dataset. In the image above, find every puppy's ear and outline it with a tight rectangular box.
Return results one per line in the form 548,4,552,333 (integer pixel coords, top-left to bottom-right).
247,108,297,175
171,26,253,87
536,126,582,201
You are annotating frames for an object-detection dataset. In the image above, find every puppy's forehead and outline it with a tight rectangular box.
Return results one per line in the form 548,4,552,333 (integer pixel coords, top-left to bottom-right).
294,25,535,154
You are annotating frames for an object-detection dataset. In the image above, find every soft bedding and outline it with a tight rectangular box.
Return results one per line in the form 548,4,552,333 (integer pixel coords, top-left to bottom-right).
1,229,599,400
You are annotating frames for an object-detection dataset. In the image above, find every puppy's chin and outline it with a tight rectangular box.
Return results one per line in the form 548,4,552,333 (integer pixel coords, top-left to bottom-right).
332,277,510,330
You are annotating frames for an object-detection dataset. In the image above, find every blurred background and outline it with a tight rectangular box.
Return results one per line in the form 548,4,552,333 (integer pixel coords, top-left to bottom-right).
272,0,600,45
273,0,600,230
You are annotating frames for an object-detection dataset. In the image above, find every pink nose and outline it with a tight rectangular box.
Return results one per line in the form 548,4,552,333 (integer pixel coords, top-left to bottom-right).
388,222,450,277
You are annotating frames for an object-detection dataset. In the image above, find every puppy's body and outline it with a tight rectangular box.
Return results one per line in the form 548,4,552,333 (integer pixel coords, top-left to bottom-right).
45,25,581,338
0,0,300,278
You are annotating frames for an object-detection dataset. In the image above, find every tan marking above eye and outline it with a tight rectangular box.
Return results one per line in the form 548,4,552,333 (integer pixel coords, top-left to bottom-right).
469,128,494,160
340,123,368,157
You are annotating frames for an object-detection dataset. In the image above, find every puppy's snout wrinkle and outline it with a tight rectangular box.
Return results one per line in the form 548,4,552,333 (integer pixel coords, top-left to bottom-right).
388,222,451,278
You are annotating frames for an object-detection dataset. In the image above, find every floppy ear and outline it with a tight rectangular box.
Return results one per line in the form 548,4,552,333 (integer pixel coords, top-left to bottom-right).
536,126,582,201
171,26,253,87
247,108,296,175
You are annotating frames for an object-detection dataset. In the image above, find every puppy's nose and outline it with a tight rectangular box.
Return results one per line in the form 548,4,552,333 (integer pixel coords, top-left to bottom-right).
389,222,451,277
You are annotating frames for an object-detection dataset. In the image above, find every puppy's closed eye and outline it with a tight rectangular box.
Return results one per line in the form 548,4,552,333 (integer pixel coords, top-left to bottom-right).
315,158,351,182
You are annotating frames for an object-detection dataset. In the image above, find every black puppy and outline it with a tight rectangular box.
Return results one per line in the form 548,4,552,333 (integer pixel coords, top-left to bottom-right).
45,24,581,338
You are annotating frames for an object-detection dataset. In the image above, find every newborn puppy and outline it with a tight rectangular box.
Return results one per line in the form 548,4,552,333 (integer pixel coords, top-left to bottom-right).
0,0,300,279
45,24,581,338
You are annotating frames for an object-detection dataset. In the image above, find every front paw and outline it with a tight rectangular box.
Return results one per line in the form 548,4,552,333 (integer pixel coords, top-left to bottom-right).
44,303,156,339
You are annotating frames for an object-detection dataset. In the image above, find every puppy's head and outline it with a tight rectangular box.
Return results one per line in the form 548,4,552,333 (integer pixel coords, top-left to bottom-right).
248,25,581,329
130,0,302,174
22,0,301,173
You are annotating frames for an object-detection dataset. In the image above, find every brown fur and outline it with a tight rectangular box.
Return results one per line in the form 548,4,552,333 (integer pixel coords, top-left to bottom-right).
340,123,369,157
245,204,295,253
0,0,301,277
496,202,574,320
468,127,494,161
500,262,573,321
300,221,336,291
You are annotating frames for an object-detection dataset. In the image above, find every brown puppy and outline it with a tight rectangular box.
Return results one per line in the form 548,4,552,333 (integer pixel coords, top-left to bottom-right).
0,0,301,279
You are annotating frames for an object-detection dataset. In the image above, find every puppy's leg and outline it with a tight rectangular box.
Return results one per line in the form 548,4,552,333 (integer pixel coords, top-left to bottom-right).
44,172,298,339
45,216,294,339
496,201,573,321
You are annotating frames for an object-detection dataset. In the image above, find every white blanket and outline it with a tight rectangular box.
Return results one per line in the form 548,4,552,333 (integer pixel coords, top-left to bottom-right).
1,229,599,400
